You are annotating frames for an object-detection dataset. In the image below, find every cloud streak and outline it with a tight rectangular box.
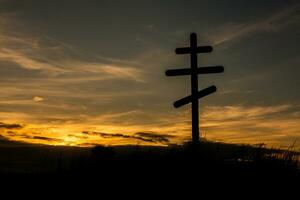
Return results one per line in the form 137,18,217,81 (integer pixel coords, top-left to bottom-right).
82,131,173,144
0,14,145,82
0,122,23,129
33,96,44,102
211,3,300,45
201,105,300,149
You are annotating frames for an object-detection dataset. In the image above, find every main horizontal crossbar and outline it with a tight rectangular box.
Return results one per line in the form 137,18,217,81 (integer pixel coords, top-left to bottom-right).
165,66,224,76
175,46,213,54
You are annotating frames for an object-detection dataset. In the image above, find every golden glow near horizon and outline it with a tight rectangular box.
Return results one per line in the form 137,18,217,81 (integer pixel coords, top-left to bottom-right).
1,104,299,150
0,1,299,150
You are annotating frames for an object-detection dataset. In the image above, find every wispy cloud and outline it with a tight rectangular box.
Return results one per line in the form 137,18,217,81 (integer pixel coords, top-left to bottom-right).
82,131,173,144
0,122,23,129
0,48,65,73
210,3,300,45
29,136,64,143
0,41,144,82
0,15,145,82
201,104,300,149
202,105,291,120
3,131,64,143
33,96,44,102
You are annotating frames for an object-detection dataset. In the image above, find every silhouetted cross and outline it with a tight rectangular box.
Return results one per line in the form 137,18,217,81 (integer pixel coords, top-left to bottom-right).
165,33,224,144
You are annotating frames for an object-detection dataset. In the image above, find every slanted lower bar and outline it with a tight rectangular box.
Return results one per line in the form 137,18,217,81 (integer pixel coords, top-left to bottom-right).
165,66,224,76
173,85,217,108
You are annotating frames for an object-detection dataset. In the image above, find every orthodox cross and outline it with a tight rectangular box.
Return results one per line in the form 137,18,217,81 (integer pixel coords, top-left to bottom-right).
165,33,224,144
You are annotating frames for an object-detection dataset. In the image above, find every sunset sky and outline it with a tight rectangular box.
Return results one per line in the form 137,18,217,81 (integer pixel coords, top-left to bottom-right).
0,0,299,149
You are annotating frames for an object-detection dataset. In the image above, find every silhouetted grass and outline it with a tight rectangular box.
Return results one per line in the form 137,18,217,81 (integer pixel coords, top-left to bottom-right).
0,140,299,185
62,141,299,181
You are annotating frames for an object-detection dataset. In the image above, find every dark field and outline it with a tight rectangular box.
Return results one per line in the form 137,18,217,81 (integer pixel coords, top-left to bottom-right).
1,138,299,192
1,139,299,175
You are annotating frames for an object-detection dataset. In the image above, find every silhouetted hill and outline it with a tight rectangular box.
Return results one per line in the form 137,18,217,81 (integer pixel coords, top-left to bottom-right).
0,138,299,192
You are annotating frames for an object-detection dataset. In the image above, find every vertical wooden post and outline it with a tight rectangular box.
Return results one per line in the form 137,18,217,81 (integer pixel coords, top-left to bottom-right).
190,33,199,144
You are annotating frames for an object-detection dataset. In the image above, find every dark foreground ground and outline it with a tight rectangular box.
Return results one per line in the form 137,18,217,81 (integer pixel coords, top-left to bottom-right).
0,139,299,194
